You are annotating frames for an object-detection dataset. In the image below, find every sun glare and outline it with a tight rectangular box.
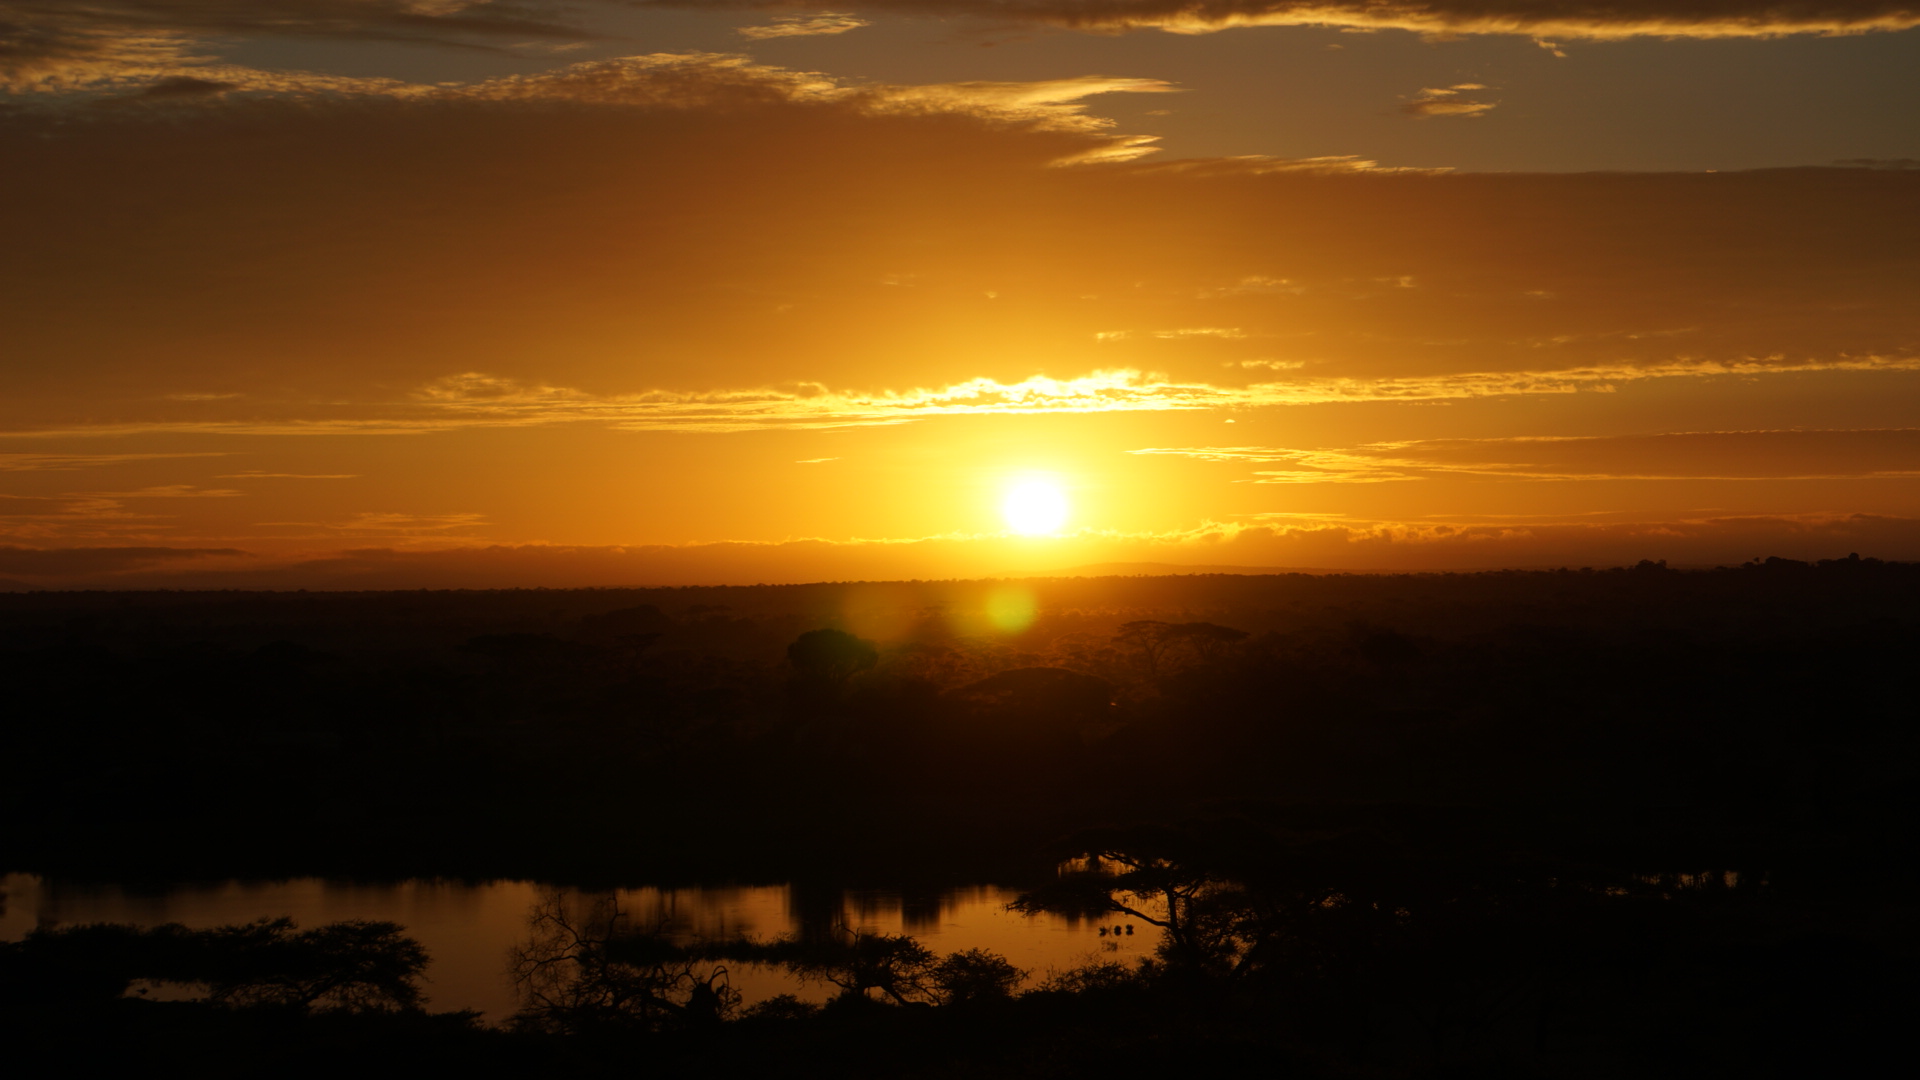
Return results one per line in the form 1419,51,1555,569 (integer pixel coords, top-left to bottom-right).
1003,478,1068,536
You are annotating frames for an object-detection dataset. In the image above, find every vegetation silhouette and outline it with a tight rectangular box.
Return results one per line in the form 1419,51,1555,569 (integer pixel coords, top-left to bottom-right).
2,558,1915,1070
1,916,429,1013
507,889,740,1035
10,845,1908,1077
2,556,1914,881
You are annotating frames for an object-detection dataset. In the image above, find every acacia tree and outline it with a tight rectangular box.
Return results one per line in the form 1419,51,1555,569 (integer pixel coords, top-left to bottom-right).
1115,621,1176,680
721,926,936,1006
709,928,1025,1007
928,948,1026,1005
1010,826,1288,978
1114,621,1249,681
197,917,431,1011
786,628,880,719
507,889,738,1034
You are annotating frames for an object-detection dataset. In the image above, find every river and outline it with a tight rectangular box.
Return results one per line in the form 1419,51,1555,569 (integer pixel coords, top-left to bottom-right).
0,873,1157,1020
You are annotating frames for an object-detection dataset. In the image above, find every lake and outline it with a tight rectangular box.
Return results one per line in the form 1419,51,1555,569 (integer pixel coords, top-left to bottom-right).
0,873,1157,1020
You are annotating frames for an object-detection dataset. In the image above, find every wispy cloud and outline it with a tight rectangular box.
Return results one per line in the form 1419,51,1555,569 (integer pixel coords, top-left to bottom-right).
0,452,225,471
1130,155,1444,177
329,511,487,533
737,13,870,40
412,369,1232,431
10,49,1178,164
1404,84,1497,118
0,544,247,578
1133,428,1920,484
80,484,244,498
1097,327,1248,341
6,355,1920,440
1239,354,1920,404
216,470,359,479
699,1,1920,41
250,511,490,545
1129,445,1421,483
0,0,590,93
0,493,170,540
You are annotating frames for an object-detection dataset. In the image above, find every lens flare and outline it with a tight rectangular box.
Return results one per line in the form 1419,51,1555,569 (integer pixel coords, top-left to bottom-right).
986,586,1038,633
1003,478,1068,536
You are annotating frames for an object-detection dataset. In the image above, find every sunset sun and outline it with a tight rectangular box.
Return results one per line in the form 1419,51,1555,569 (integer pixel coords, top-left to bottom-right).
1003,478,1069,536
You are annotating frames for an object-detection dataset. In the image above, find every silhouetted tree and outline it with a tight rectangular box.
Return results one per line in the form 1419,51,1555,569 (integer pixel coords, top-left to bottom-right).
1115,621,1176,679
786,628,878,690
1164,621,1250,663
507,889,737,1034
0,917,428,1013
928,948,1027,1005
1115,621,1250,680
1012,826,1266,976
734,927,937,1006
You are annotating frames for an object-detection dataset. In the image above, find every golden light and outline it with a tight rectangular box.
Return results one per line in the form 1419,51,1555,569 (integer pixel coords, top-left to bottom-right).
1003,477,1068,536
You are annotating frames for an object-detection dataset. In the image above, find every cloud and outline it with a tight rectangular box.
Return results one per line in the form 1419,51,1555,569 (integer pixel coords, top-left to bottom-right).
9,46,1175,163
0,1,591,92
247,511,491,546
0,483,241,541
1133,428,1920,484
7,355,1920,441
1130,154,1446,176
80,484,244,498
1130,444,1423,483
0,543,247,579
5,0,1913,96
407,368,1234,431
1404,84,1496,118
1234,354,1920,404
2,74,1916,458
737,13,871,39
0,493,168,540
329,511,488,533
216,471,360,479
1835,157,1920,169
0,452,224,471
1097,327,1248,340
641,1,1920,41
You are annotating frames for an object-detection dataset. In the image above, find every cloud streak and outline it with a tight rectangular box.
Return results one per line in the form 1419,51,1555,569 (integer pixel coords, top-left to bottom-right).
650,1,1920,41
1133,428,1920,484
737,12,871,38
0,1,591,92
6,46,1175,162
1403,84,1496,118
7,356,1920,440
0,452,224,471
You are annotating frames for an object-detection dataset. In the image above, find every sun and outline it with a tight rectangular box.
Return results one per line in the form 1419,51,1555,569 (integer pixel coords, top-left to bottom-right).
1003,478,1068,536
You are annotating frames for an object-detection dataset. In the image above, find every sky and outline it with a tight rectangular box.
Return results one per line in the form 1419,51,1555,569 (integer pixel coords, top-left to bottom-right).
2,1,1918,588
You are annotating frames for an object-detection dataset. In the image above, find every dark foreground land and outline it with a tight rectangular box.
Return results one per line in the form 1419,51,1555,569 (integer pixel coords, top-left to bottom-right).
3,557,1915,1075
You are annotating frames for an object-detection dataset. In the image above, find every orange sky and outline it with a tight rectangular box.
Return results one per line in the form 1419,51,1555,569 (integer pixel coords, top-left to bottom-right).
3,2,1919,588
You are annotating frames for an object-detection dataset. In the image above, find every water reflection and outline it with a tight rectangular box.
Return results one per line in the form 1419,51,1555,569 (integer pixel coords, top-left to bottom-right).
0,874,1155,1020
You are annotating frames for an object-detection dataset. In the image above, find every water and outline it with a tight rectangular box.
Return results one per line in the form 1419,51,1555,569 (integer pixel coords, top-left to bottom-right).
0,874,1157,1020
